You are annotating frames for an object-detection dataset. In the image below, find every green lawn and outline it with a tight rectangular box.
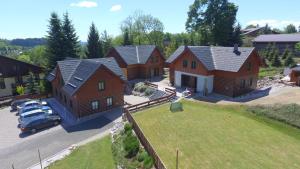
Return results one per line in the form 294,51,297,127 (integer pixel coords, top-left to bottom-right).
48,136,115,169
259,67,283,79
133,100,300,169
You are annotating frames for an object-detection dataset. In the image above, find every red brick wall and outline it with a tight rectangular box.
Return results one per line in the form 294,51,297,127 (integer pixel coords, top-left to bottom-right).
291,71,300,86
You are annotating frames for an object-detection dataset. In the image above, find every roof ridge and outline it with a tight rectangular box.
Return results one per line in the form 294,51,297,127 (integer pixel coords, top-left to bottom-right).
65,60,82,83
210,47,217,69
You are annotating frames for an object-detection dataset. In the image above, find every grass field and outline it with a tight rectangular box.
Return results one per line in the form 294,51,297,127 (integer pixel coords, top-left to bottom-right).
48,136,115,169
259,67,283,79
133,100,300,169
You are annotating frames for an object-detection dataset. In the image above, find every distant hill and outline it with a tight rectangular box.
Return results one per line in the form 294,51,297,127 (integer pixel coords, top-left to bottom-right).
10,38,46,47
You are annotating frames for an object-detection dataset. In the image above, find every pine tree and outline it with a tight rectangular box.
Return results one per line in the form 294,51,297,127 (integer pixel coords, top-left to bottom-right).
86,23,103,58
281,47,290,60
284,52,296,67
232,23,243,46
101,30,112,56
123,28,132,46
46,12,64,69
62,12,80,58
271,50,282,67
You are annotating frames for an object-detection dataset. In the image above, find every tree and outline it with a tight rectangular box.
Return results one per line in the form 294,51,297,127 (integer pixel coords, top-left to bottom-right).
62,12,80,58
86,23,103,58
18,46,48,67
284,52,296,67
123,28,132,46
271,50,282,67
231,23,243,46
101,30,112,56
284,24,297,34
26,72,39,94
121,11,164,48
262,24,272,34
281,47,290,60
295,42,300,52
46,12,64,69
186,0,238,46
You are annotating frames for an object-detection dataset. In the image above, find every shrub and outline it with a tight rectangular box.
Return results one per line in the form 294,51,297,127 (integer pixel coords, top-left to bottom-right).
137,150,148,162
143,154,154,169
123,134,140,158
144,88,155,96
16,85,25,95
124,123,133,135
134,82,148,93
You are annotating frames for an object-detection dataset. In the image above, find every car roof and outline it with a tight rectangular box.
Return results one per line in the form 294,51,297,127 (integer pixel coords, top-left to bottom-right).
20,109,45,117
22,105,41,110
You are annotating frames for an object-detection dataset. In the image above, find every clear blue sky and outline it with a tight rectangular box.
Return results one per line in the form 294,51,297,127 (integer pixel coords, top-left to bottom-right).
1,0,300,41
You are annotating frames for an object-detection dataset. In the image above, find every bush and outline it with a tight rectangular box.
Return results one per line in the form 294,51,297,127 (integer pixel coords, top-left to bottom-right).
137,150,148,162
134,82,148,93
143,154,154,169
16,85,25,95
144,88,155,96
124,123,133,135
123,134,140,158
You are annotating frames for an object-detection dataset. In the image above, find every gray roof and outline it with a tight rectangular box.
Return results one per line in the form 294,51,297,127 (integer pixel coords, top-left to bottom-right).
114,45,156,65
241,27,263,35
47,57,126,96
166,46,255,72
253,34,300,42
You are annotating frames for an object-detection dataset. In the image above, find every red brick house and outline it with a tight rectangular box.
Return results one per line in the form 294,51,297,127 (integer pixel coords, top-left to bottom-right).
106,45,165,80
166,46,261,97
47,58,126,118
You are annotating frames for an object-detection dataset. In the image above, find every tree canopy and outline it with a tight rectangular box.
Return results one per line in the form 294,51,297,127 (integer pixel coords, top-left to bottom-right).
186,0,239,46
285,24,297,34
86,23,103,58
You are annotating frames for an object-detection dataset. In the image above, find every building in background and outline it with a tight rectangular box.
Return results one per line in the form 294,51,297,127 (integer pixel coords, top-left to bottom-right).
0,55,43,98
106,45,165,80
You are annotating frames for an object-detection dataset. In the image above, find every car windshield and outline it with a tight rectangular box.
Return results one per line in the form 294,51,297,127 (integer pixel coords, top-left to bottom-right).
21,107,40,114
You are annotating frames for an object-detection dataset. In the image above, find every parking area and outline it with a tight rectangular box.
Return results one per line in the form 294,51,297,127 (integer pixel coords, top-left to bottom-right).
0,106,62,149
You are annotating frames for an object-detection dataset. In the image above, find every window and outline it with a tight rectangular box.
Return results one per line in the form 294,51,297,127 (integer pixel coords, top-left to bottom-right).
0,78,6,89
64,95,67,103
240,79,246,89
98,81,105,91
91,101,99,110
191,61,197,69
106,97,113,107
183,60,188,68
249,78,253,86
247,62,252,71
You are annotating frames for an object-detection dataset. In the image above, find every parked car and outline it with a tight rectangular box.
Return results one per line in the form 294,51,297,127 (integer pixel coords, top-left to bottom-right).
11,99,32,111
18,108,54,124
20,114,61,133
18,105,51,116
17,100,47,113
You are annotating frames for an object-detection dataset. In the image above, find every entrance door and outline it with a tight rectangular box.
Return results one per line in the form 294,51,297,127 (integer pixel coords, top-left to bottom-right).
150,69,155,77
154,68,159,76
181,74,197,91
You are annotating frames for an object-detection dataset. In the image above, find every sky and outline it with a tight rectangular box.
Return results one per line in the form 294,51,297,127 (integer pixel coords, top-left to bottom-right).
1,0,300,41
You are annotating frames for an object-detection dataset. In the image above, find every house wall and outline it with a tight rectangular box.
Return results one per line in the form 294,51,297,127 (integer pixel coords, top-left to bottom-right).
168,48,260,97
107,48,165,80
169,49,212,86
0,77,15,97
51,66,125,118
290,71,300,86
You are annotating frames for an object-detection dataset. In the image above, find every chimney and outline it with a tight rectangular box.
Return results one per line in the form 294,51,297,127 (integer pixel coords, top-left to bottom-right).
234,44,239,52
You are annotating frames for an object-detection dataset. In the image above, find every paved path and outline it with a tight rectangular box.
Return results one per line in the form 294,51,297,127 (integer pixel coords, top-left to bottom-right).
0,108,122,169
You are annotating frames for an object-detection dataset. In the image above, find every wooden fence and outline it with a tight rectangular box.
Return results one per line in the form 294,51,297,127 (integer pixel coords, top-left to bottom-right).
126,87,176,113
124,83,177,169
125,109,167,169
